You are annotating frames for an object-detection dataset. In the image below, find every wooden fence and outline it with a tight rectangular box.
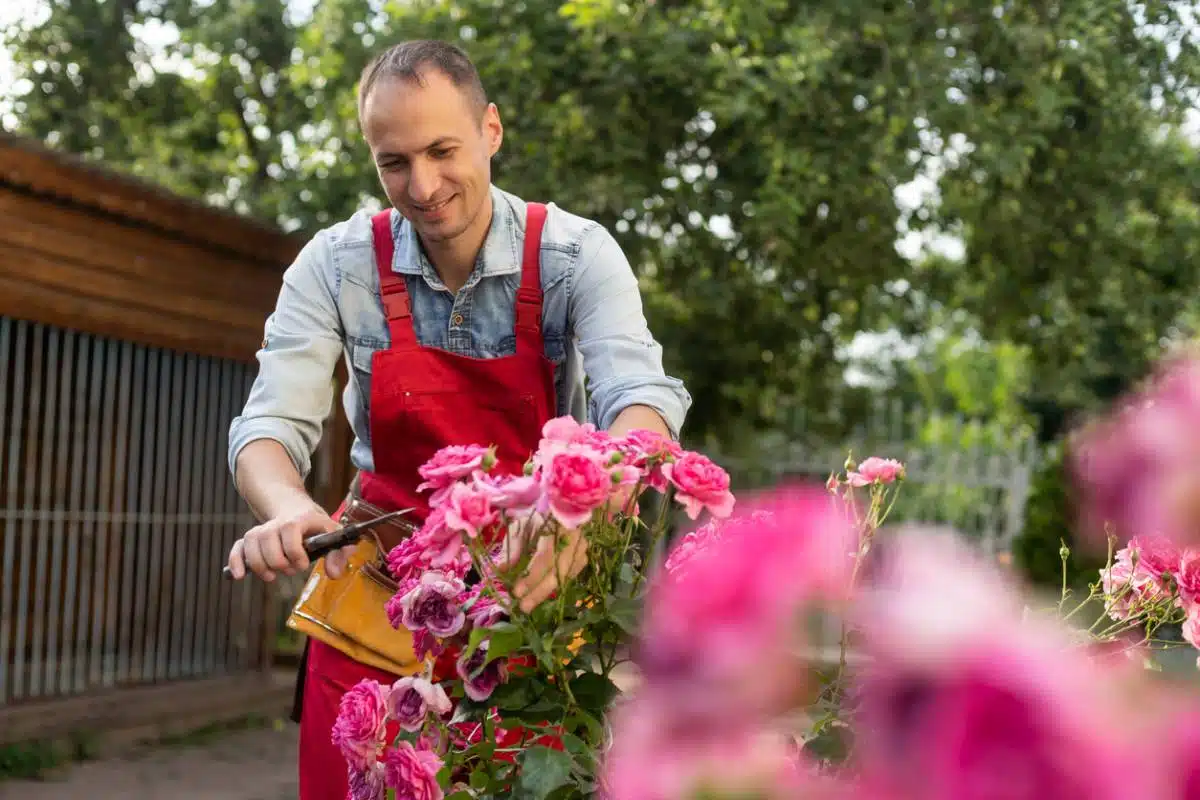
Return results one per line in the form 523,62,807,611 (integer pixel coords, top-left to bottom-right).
0,133,352,743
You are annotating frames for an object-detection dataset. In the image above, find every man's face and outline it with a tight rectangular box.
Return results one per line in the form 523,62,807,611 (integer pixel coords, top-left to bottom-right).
361,70,502,244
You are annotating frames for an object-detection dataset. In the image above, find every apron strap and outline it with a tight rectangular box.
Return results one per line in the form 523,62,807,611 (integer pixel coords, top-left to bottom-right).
515,202,548,354
371,204,546,352
371,210,418,348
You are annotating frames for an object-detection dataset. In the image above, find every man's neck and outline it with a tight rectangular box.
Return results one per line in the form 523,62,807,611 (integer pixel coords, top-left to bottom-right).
422,193,494,294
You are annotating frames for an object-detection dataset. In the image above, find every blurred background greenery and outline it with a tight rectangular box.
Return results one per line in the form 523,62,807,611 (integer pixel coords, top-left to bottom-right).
2,0,1198,586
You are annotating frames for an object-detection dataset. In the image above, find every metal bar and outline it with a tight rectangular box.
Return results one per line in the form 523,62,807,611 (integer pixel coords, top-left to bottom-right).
60,331,89,694
29,326,60,699
83,336,107,691
173,355,198,679
136,348,162,683
117,345,146,684
237,365,263,671
187,357,211,678
0,318,23,704
101,340,130,686
215,359,236,673
198,357,221,676
46,330,77,694
156,352,184,680
12,323,42,700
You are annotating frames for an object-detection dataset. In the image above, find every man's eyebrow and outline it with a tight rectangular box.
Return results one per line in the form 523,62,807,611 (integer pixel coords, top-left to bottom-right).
375,137,464,161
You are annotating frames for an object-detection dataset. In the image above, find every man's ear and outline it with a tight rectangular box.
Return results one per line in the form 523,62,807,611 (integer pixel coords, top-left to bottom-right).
482,102,503,157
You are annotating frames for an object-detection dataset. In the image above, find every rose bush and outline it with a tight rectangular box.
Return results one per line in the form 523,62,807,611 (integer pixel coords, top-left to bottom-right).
332,416,734,799
334,351,1200,799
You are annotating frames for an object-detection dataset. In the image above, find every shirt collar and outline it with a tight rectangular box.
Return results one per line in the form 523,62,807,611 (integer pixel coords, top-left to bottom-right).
390,185,521,287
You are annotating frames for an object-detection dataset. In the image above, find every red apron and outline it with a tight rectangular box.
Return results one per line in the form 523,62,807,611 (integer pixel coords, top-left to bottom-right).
298,204,558,799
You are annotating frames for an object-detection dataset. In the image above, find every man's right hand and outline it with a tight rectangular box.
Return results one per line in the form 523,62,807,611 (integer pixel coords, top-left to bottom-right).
226,500,345,583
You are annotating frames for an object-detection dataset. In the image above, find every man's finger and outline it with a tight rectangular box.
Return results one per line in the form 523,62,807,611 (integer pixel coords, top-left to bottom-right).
243,535,276,583
325,544,355,580
513,532,556,600
227,539,246,581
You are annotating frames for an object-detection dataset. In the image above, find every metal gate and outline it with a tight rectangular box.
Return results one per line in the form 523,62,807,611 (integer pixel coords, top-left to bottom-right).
0,315,268,705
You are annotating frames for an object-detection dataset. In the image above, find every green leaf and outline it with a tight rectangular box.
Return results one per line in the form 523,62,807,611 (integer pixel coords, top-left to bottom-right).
568,672,619,717
512,746,576,800
605,596,641,635
470,768,490,790
484,626,526,666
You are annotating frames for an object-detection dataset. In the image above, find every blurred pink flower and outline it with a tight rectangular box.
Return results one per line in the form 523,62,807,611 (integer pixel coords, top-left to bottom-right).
601,696,833,800
1070,354,1200,549
639,487,854,718
852,532,1147,800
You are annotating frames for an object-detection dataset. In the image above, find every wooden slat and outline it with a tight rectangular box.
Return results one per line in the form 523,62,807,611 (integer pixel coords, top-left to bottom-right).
0,672,289,745
0,133,303,265
0,191,287,306
0,274,261,363
0,243,267,335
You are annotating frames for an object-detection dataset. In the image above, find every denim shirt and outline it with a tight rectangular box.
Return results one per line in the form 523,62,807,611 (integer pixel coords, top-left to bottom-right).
228,185,692,480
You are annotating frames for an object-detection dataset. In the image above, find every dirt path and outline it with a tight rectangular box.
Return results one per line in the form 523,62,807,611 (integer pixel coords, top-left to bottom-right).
0,723,300,800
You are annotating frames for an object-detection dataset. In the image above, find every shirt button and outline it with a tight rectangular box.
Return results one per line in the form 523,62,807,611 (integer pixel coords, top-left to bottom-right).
452,313,464,326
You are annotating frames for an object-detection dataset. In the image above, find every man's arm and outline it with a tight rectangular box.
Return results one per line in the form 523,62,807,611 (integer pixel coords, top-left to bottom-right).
568,225,692,438
226,232,346,581
509,226,690,613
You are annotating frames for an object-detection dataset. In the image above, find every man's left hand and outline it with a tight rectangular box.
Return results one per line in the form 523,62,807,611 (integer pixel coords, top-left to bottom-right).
496,524,589,613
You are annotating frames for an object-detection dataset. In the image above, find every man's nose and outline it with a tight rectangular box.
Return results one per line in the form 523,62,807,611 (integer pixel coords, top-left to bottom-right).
408,161,441,204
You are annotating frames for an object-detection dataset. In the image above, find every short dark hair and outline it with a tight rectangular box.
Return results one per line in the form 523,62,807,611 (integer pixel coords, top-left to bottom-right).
357,40,489,121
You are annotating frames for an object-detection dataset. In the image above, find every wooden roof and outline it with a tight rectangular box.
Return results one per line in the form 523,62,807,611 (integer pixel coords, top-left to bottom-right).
0,133,302,265
0,133,306,362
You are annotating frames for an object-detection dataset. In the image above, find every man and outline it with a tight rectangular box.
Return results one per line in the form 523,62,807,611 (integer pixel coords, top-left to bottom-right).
225,39,690,798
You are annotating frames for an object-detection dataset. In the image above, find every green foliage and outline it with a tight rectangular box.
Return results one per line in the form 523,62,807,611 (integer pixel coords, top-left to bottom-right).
4,0,1200,442
1013,442,1103,590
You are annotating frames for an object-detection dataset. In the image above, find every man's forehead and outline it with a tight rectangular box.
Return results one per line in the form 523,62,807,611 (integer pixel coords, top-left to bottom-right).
363,76,478,149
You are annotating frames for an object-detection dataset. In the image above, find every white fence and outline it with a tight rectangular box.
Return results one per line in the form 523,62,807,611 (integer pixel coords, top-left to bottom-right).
710,398,1044,556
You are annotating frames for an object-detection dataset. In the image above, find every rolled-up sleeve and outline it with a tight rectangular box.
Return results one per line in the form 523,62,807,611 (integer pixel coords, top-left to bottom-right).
228,231,344,481
569,225,692,437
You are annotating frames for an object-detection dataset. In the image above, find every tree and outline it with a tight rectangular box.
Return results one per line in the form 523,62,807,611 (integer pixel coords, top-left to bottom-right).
5,0,1198,442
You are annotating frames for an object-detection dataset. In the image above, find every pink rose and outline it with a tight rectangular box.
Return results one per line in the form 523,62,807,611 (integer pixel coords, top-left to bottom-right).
383,741,445,800
1128,535,1181,581
542,448,613,528
347,762,387,800
409,508,471,573
388,677,452,733
1184,608,1200,650
331,679,391,770
847,456,905,487
417,444,493,506
400,571,467,639
442,481,499,539
1179,550,1200,607
473,472,545,517
541,415,592,444
456,640,509,702
618,429,684,492
663,452,736,520
459,585,510,629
